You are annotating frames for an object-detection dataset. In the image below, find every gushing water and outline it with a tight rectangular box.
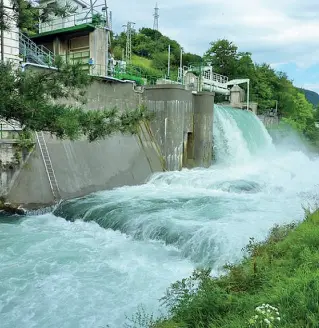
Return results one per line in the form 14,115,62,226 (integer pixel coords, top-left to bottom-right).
1,105,318,328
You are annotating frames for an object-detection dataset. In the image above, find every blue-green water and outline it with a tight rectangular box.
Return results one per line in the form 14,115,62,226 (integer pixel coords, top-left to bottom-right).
1,106,318,327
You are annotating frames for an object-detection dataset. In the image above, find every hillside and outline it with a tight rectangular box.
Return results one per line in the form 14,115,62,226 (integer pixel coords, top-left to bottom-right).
298,88,319,106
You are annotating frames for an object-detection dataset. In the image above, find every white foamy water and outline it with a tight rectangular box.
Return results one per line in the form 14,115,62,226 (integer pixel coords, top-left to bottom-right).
0,106,318,327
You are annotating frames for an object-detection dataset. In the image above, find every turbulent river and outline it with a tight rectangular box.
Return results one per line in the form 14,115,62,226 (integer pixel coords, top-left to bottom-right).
1,105,319,327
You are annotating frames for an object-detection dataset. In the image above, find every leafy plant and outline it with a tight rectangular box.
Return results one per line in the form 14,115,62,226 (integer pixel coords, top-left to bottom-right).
152,210,319,328
0,61,153,141
248,304,281,327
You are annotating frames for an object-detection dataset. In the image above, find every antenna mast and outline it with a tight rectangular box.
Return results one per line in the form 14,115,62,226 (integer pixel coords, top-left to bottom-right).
153,3,159,31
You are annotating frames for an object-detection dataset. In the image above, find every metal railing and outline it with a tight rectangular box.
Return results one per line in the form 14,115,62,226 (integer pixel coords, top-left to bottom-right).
39,9,107,33
202,69,229,84
19,32,54,66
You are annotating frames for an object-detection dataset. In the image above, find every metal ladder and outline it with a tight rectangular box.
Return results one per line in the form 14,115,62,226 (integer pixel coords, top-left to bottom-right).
19,32,55,66
36,132,61,201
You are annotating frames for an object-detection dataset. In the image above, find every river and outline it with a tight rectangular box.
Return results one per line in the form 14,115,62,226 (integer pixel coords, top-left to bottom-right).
0,105,318,327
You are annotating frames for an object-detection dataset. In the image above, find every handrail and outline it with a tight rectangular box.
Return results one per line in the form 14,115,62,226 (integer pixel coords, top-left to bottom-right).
19,32,55,65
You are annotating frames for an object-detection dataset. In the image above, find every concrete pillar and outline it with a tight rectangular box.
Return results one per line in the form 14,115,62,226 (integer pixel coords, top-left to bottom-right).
230,85,242,108
250,102,258,114
144,84,193,171
193,92,215,168
89,28,107,75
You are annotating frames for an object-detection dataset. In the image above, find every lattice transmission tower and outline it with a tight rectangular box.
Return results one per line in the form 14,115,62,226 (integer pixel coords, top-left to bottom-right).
153,3,159,31
123,21,135,63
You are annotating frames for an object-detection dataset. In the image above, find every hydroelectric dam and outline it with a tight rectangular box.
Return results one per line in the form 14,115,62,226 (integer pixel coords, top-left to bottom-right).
1,105,319,328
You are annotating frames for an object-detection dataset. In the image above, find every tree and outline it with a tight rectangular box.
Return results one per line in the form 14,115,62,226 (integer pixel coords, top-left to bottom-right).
204,39,239,78
1,0,76,34
236,52,254,78
139,27,161,41
0,61,151,141
182,52,202,67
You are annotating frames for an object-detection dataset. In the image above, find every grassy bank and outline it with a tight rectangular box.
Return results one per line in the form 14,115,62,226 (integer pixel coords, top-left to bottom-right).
138,209,319,328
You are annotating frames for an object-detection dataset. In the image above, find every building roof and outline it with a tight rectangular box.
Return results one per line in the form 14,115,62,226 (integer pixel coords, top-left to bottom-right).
31,23,95,41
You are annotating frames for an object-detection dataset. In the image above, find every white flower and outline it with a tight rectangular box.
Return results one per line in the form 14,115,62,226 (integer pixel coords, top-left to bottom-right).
255,315,259,319
264,318,270,325
276,317,281,321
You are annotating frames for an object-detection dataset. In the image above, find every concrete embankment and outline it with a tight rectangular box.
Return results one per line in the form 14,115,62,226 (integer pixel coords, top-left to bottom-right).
5,80,163,209
3,76,216,209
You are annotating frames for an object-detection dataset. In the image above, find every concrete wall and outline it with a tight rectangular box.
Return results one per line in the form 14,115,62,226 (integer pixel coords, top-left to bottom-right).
5,75,214,209
193,92,215,167
144,85,193,171
6,79,162,208
0,140,32,198
0,0,19,63
258,115,280,127
144,85,214,170
90,28,107,75
7,131,162,208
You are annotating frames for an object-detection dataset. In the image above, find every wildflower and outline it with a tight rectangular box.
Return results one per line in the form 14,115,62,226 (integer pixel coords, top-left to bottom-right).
264,318,270,325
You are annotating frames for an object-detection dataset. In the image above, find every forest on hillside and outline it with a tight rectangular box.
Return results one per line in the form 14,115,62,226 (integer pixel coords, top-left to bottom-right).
112,28,319,146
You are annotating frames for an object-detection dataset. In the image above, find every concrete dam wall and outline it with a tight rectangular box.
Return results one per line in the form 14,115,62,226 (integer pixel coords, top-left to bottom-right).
3,77,215,209
144,85,214,170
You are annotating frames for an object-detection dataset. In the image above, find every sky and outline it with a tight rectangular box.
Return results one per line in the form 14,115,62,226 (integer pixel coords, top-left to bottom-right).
107,0,319,93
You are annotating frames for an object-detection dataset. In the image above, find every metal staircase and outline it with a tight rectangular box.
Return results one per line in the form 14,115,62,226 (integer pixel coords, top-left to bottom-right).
36,132,61,201
19,32,55,66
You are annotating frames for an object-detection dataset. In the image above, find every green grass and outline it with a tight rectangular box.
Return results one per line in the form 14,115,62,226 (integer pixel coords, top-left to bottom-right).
132,55,153,69
143,209,319,328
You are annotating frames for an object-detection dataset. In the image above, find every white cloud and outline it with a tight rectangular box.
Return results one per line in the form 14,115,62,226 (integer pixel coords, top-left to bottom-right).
107,0,319,89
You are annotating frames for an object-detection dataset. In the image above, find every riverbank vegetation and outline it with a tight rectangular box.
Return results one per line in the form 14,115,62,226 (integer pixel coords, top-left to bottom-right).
130,209,319,328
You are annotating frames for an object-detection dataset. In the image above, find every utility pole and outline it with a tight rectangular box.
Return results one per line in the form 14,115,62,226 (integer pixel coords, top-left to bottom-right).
109,11,112,30
0,0,4,61
103,0,111,76
179,47,183,83
153,3,159,31
167,44,170,79
123,21,135,64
